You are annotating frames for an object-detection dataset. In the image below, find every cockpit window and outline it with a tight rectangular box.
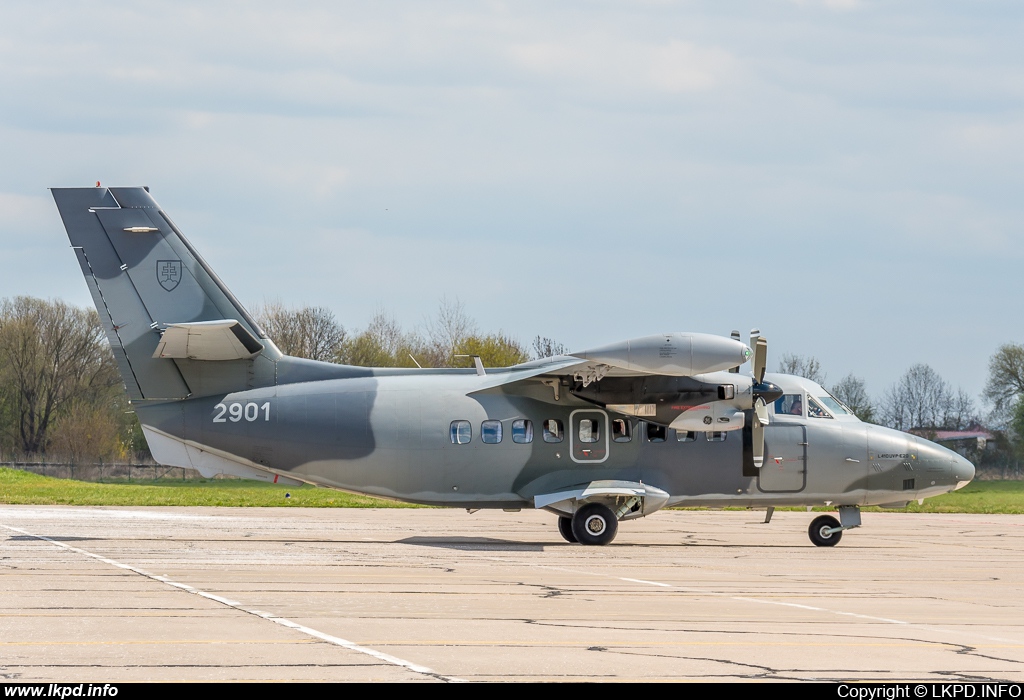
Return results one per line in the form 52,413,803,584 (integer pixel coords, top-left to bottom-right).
818,394,850,415
807,397,833,419
775,394,804,416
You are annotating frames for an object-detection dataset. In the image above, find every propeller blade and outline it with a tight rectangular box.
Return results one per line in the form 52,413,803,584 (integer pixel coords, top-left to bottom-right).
752,419,765,469
753,336,767,384
754,397,770,427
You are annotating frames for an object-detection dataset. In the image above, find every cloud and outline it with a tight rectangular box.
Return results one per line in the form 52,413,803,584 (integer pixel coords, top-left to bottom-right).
508,38,735,94
787,0,861,10
894,191,1019,254
0,192,52,231
0,0,1022,399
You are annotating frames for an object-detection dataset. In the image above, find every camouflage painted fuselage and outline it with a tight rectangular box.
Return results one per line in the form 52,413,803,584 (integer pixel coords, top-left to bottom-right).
52,185,974,530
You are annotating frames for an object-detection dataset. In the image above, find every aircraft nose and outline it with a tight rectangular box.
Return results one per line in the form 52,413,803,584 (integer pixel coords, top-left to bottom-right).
952,453,975,490
913,436,975,491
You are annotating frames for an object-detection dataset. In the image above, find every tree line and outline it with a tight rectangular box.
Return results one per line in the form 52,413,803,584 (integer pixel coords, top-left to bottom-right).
3,294,1024,468
0,296,564,463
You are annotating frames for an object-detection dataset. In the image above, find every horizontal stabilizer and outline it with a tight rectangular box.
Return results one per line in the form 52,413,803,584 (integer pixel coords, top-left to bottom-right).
154,320,263,361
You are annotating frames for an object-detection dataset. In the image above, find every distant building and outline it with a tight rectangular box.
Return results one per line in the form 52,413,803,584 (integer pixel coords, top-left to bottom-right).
909,428,995,457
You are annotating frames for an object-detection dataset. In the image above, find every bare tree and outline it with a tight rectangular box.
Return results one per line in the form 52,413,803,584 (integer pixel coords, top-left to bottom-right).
424,298,477,367
778,353,827,385
830,373,875,423
48,401,121,465
253,300,346,362
364,309,406,359
336,309,424,368
879,364,977,431
0,297,118,455
983,343,1024,421
532,336,568,359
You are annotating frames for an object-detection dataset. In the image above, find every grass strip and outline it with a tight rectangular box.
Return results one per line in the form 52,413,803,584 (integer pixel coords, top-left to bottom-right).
0,467,415,508
2,467,1023,513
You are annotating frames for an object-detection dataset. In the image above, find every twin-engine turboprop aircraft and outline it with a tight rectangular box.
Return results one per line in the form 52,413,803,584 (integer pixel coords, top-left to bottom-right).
52,186,976,546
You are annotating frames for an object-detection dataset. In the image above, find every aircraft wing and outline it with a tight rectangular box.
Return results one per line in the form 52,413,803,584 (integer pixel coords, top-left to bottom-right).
472,331,780,456
471,331,752,389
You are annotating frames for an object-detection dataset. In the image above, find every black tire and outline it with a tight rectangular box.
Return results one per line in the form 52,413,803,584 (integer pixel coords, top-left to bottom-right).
558,516,577,543
808,515,842,547
571,503,618,546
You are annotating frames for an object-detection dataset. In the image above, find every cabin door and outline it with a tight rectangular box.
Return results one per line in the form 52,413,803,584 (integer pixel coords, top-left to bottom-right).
570,409,609,464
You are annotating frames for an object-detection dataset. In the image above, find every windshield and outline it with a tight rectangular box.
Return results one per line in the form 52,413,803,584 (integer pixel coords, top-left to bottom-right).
818,393,851,415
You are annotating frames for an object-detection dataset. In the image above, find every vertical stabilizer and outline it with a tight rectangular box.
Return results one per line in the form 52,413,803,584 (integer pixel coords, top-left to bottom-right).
52,186,280,401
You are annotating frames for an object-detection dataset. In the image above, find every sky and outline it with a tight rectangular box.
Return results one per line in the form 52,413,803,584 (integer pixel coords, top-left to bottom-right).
1,0,1022,407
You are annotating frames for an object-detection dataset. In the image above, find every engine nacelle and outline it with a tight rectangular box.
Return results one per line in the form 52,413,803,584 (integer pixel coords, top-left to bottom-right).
669,405,746,432
570,333,751,377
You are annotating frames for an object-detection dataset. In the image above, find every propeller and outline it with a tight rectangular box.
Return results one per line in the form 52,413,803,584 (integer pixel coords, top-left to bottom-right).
748,330,783,469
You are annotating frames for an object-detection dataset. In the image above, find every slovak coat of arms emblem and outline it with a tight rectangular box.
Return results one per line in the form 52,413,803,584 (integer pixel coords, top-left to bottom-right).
157,260,182,291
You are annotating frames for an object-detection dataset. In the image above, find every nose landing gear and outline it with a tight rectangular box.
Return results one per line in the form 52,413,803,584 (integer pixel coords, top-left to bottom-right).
808,515,842,547
808,506,861,547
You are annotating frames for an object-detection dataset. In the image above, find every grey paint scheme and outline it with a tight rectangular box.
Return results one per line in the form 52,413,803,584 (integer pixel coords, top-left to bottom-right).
52,187,976,539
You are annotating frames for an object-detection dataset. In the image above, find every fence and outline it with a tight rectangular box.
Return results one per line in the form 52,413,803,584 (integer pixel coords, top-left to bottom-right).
1,462,210,482
976,462,1023,480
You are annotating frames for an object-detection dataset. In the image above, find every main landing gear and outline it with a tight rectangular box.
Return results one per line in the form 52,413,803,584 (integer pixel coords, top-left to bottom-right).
557,516,577,543
558,503,619,546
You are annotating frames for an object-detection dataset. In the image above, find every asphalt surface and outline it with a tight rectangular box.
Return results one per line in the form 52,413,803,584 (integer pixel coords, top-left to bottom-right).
1,506,1022,682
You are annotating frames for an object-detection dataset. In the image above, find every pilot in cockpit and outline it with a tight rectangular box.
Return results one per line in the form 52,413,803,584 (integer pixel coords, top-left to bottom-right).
774,394,804,416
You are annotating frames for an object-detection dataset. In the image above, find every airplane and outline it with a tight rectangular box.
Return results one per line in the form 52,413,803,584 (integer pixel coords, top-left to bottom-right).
51,185,976,546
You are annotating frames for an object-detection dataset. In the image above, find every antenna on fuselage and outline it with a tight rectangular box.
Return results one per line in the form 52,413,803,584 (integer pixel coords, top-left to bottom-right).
454,354,486,376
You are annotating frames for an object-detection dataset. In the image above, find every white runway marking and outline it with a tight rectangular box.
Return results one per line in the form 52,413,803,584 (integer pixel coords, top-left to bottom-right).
483,558,1024,647
1,523,464,683
620,577,673,587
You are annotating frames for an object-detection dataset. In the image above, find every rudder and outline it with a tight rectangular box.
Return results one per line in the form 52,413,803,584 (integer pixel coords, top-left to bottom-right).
52,186,279,402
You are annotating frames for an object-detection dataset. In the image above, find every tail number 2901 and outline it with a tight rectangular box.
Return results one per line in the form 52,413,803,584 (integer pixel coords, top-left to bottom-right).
213,402,271,423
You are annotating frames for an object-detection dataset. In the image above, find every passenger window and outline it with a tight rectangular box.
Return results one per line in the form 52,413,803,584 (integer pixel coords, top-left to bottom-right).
578,419,600,443
612,418,631,443
512,419,533,444
676,430,697,442
775,394,804,416
646,423,666,443
450,420,471,444
481,420,503,443
543,419,564,443
807,397,832,419
706,431,727,442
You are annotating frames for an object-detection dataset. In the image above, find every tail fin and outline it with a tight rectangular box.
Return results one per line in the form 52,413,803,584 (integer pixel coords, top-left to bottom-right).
52,186,280,401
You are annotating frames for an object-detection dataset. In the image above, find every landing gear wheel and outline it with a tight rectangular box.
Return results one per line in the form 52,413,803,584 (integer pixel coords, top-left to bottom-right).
558,516,577,543
808,515,842,547
571,503,618,546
